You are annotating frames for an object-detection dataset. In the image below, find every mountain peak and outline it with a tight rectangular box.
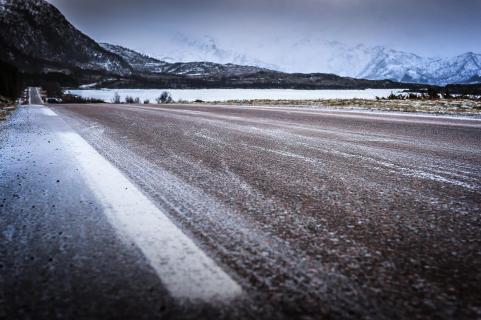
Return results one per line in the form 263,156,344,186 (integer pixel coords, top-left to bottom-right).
0,0,131,75
100,43,271,77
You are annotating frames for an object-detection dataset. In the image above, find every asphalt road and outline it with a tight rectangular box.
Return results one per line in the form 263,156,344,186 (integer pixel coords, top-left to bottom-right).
1,88,480,319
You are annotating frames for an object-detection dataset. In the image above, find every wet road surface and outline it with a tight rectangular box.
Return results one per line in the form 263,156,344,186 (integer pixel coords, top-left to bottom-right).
1,88,481,319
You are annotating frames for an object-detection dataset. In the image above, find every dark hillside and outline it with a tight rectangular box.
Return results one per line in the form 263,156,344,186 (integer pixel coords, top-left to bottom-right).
0,60,21,99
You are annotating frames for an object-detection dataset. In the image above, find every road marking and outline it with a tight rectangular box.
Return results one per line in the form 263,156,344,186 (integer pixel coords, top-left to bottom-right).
39,108,57,116
57,129,242,302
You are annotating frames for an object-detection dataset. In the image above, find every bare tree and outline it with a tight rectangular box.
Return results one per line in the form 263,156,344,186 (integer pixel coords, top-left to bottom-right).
156,91,173,104
112,92,121,104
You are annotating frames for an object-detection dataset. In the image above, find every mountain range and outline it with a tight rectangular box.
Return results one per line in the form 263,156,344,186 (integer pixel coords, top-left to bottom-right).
2,0,479,91
145,36,481,85
0,0,414,91
100,43,272,77
147,34,279,71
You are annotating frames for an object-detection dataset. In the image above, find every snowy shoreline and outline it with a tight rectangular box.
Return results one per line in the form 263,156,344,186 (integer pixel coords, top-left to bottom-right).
67,88,407,103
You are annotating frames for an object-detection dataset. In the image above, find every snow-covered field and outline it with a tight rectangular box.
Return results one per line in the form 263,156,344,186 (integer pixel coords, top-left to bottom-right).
67,89,406,103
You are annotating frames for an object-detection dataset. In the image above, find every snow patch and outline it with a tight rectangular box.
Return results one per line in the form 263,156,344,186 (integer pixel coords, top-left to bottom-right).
39,108,57,116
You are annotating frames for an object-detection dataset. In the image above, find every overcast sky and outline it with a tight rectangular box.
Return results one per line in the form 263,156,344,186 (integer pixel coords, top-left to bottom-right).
47,0,481,58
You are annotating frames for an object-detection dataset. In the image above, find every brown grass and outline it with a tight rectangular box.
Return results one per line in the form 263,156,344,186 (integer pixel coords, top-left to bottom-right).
206,98,481,115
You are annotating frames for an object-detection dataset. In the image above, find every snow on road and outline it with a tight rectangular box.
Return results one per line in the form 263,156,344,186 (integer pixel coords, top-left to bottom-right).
23,96,242,302
59,128,243,302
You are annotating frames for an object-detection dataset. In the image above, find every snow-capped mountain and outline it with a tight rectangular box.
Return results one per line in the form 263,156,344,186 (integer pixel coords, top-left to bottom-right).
150,36,481,85
249,39,481,85
149,33,280,71
94,43,409,90
100,43,169,74
354,47,481,85
274,40,481,85
100,43,270,77
161,62,270,77
0,0,131,75
422,52,481,84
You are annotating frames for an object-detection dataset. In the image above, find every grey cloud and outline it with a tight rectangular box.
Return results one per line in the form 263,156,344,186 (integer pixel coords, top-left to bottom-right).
46,0,481,58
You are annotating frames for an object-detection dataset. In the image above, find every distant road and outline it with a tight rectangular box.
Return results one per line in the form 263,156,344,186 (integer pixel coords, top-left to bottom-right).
1,88,480,319
28,87,43,104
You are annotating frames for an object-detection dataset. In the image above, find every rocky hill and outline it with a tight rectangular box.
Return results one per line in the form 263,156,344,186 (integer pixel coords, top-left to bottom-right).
0,0,131,76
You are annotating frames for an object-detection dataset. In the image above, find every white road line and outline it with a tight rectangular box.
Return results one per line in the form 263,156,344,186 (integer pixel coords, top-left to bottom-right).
56,125,242,302
39,108,57,116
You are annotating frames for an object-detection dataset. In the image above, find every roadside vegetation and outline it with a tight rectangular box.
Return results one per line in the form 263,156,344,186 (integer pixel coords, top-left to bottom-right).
155,91,173,104
59,94,105,104
209,94,481,115
125,96,141,104
0,100,17,120
112,92,121,104
110,91,174,104
379,87,481,101
0,104,6,120
0,61,21,120
0,93,20,121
